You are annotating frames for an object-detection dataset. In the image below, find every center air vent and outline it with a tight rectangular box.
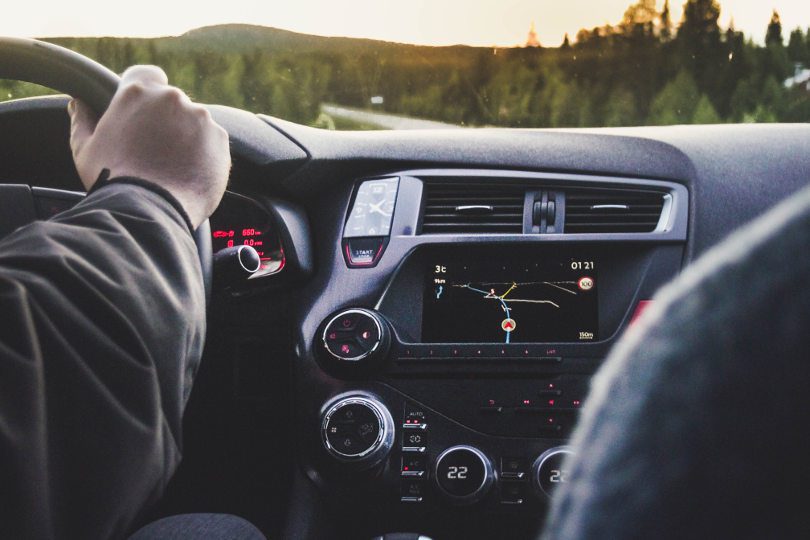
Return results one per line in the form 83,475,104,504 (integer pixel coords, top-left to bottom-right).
420,182,525,234
564,188,666,233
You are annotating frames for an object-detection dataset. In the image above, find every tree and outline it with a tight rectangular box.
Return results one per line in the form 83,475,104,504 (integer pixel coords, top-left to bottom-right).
660,0,673,41
787,28,806,64
678,0,721,41
729,76,758,121
603,87,638,126
766,10,783,48
647,69,700,125
717,23,752,118
804,26,810,63
692,94,722,123
675,0,723,98
562,34,571,49
621,0,657,35
744,77,786,122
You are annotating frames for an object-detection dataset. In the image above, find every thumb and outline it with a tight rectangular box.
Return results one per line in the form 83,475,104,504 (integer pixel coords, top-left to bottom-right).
68,98,98,161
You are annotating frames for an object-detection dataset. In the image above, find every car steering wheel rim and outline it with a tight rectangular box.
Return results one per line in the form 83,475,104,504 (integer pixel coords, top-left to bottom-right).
0,37,213,301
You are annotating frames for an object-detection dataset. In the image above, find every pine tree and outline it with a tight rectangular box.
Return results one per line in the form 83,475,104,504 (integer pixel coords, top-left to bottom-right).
787,28,806,64
647,70,701,125
562,34,571,49
692,94,722,123
676,0,723,101
763,12,792,81
766,10,783,48
660,0,672,41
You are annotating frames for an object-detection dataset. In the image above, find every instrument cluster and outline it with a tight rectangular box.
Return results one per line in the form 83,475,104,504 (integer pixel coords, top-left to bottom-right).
210,192,285,279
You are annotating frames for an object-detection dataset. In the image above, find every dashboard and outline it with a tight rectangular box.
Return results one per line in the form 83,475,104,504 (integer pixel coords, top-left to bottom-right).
1,96,810,539
291,169,686,538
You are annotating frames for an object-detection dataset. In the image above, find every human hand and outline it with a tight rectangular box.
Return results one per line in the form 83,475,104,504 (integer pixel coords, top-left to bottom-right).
68,65,230,228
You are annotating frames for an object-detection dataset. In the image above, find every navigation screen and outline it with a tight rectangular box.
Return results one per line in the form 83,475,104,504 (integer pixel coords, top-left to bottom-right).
422,257,598,343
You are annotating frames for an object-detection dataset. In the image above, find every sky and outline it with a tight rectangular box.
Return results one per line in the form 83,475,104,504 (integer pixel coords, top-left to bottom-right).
3,0,810,47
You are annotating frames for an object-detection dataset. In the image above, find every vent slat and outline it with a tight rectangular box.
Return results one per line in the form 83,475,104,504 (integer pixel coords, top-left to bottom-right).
425,207,524,213
428,195,524,200
564,188,665,234
566,214,661,221
424,213,524,217
421,181,525,234
423,223,523,229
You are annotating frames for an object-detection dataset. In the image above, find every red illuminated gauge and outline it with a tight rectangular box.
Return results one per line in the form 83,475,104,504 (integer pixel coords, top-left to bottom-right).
209,193,285,279
211,226,284,278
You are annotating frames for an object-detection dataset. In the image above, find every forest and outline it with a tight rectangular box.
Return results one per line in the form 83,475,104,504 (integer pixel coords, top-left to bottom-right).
2,0,809,128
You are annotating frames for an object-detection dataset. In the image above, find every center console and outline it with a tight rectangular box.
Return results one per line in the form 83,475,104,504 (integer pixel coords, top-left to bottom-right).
293,169,688,537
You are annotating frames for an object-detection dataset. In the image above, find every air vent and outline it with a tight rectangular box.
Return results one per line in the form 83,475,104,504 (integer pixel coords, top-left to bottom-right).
421,182,525,234
564,188,666,233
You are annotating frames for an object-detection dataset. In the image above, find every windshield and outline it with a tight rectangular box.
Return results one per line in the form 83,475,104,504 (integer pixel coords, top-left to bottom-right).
2,0,809,129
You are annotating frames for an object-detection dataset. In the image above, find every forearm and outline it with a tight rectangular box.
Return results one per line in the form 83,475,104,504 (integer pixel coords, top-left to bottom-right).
0,182,205,539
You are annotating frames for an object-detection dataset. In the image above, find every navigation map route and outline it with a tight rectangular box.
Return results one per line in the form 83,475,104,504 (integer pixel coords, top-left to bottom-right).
451,281,580,344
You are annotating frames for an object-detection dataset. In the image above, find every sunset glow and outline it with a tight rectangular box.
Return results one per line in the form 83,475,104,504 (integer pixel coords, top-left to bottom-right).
3,0,809,47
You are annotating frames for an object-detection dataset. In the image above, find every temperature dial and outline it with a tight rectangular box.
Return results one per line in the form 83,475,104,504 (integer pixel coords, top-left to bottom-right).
533,446,575,497
321,396,394,469
434,446,494,504
321,308,390,363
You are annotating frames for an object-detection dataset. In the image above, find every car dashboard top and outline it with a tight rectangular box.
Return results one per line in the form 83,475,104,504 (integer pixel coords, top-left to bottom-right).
1,96,810,539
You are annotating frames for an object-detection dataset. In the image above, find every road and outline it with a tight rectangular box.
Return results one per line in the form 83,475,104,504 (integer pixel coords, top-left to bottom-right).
321,103,462,130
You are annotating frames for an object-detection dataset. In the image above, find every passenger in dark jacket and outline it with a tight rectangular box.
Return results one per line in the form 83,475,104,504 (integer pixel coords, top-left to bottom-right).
543,184,810,539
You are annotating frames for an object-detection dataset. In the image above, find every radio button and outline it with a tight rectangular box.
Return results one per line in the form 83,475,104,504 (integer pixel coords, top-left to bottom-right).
501,457,527,479
404,405,427,427
401,479,425,502
403,431,428,447
402,455,427,475
500,481,525,505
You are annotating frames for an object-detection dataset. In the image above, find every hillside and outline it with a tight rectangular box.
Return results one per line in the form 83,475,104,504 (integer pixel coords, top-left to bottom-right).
2,2,806,129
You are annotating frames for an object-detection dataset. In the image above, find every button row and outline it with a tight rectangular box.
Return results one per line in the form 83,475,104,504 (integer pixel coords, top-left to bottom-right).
401,404,429,503
482,393,584,411
398,344,563,362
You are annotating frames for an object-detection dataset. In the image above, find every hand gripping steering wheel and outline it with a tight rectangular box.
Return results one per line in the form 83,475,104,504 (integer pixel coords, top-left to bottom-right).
0,37,213,299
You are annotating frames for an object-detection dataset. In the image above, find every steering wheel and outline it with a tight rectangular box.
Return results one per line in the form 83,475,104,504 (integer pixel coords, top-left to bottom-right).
0,37,213,300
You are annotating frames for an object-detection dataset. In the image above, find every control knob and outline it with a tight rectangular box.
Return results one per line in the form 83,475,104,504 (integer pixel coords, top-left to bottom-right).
434,445,494,504
321,395,394,469
532,446,575,497
321,308,390,364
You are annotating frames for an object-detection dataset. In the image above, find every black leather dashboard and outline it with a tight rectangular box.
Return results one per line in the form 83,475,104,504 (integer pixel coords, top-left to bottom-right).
1,95,809,539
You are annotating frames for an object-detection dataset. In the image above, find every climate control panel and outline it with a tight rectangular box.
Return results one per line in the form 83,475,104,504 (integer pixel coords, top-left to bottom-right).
314,389,579,514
